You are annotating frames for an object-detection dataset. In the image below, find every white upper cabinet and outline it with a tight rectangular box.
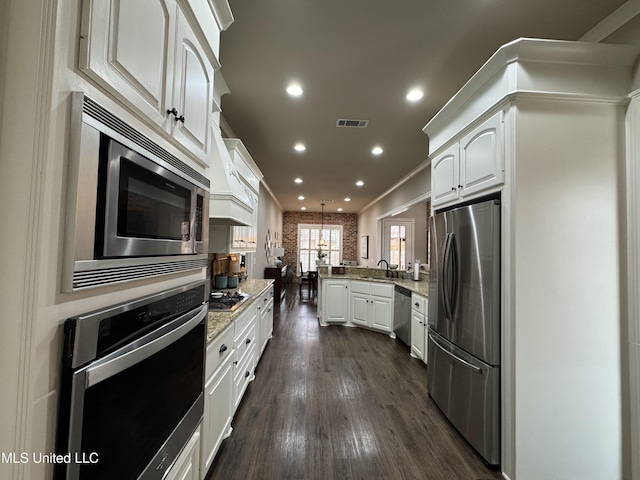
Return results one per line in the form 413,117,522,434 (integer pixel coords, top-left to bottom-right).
171,7,214,162
431,143,460,205
79,0,176,126
459,111,503,197
79,0,216,166
430,110,504,208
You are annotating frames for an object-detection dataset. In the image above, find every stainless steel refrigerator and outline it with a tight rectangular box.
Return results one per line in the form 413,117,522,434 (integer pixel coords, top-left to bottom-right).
427,197,501,467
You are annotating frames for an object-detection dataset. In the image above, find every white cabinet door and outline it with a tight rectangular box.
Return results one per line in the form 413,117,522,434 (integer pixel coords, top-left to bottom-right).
431,110,504,207
411,310,425,359
324,280,349,323
370,295,393,332
460,111,503,197
170,6,213,163
258,288,274,357
351,292,369,327
80,0,176,127
80,0,213,165
165,426,201,480
431,143,460,206
201,356,233,473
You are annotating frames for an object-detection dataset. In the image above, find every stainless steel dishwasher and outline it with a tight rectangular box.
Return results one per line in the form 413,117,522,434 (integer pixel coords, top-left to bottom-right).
393,285,411,346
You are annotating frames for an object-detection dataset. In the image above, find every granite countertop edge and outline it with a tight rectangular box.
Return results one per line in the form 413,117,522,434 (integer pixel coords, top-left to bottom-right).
318,273,429,297
207,279,274,344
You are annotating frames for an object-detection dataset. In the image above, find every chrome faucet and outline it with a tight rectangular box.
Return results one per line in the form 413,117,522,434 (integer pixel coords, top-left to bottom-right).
377,259,389,277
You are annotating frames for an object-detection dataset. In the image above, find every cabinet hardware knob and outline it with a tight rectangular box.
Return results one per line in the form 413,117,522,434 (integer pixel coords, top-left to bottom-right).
219,344,228,353
451,187,456,191
233,361,238,366
166,107,178,117
458,185,463,188
245,338,251,344
415,302,420,307
245,371,250,378
176,115,185,123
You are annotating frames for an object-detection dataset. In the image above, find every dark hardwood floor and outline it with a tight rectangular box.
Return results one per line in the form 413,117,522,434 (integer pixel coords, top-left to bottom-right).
206,284,502,480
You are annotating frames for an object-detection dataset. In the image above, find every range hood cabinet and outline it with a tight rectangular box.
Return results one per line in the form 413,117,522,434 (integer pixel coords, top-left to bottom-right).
209,129,253,227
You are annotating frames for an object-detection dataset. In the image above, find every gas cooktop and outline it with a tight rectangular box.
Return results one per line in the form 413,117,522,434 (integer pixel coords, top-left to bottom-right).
208,291,251,312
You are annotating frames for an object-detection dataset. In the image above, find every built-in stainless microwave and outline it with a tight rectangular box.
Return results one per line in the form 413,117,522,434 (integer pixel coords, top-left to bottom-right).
62,93,209,291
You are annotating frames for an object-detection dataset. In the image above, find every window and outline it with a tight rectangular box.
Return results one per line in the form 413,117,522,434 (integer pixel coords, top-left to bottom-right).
298,224,342,271
382,218,413,270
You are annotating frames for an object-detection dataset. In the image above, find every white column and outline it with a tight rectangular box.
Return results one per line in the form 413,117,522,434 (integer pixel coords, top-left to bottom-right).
627,89,640,480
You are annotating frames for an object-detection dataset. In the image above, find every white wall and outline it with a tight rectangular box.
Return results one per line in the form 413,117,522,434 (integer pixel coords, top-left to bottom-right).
252,185,284,278
357,164,431,266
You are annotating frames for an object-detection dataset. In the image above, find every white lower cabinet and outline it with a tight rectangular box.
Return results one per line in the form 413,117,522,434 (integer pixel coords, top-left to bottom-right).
166,425,201,480
322,279,350,324
410,293,428,362
233,310,257,413
257,286,274,358
350,281,393,333
201,284,273,478
201,323,234,474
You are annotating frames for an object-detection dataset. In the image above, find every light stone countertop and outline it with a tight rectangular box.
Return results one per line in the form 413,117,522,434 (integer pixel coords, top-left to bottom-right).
207,279,274,344
317,266,430,297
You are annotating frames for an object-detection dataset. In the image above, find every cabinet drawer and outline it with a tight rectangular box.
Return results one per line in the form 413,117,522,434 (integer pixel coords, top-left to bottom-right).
234,307,256,341
350,280,370,295
412,294,428,315
370,282,393,298
257,294,273,318
205,323,234,378
235,322,256,368
233,344,255,409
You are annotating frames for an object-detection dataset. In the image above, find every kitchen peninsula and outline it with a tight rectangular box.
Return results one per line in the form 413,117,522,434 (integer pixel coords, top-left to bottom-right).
316,266,429,362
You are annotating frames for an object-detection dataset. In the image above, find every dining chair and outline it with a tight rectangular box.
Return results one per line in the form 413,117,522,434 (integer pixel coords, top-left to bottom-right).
299,262,311,296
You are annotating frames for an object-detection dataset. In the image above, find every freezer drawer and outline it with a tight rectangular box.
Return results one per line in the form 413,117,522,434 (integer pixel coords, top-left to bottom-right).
427,329,500,466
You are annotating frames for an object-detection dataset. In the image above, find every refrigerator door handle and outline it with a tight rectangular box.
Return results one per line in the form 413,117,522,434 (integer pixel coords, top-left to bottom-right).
442,232,456,321
429,332,482,374
441,233,451,319
449,232,458,317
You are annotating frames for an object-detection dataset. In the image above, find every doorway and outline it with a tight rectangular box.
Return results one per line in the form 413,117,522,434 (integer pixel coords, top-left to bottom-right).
382,219,413,270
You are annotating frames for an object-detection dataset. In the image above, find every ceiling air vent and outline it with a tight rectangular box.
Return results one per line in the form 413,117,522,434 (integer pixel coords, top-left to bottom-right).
336,118,369,128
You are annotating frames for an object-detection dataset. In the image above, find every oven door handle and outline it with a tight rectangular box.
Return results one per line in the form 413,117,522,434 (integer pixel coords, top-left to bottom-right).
84,304,207,388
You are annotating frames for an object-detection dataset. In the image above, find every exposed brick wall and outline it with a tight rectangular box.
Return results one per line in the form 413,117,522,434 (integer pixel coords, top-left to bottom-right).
282,211,358,275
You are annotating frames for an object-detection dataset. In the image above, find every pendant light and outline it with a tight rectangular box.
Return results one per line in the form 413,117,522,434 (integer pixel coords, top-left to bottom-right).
318,202,326,247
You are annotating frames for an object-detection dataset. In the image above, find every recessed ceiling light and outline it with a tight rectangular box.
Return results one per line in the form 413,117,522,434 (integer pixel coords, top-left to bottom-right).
298,195,305,200
406,89,424,102
301,207,306,211
337,208,343,212
286,84,303,96
294,178,303,184
344,197,351,202
371,146,383,155
356,180,364,187
294,143,306,152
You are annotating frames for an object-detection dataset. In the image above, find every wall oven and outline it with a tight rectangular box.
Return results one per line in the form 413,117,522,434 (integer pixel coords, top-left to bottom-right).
63,93,209,291
56,281,207,480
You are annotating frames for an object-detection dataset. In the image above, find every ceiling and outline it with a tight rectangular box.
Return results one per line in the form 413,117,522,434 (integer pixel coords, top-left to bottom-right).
218,0,625,214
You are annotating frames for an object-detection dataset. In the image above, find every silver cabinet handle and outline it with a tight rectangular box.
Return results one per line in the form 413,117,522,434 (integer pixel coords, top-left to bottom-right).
429,332,482,374
86,304,207,387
